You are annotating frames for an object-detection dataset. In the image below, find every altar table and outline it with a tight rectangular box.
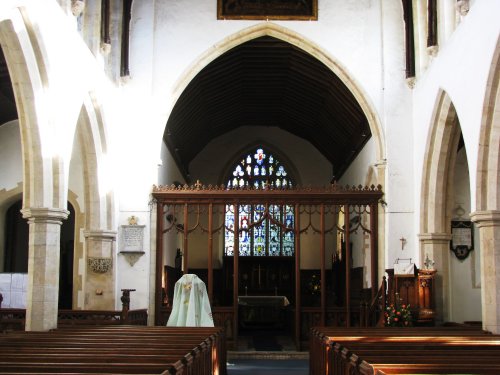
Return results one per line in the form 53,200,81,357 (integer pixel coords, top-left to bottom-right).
238,296,290,329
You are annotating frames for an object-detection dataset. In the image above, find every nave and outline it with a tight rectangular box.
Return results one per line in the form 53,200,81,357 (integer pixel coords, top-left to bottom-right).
1,323,500,374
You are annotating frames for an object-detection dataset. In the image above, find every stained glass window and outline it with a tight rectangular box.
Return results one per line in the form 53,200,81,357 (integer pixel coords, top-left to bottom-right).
224,147,295,256
226,147,293,190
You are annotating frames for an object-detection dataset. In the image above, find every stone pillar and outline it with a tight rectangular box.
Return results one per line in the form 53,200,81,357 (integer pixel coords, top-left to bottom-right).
470,210,500,334
83,230,116,310
21,207,69,331
418,232,451,324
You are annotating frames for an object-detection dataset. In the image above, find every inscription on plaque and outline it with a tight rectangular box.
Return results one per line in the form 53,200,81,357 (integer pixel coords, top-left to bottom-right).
450,220,474,260
121,225,145,252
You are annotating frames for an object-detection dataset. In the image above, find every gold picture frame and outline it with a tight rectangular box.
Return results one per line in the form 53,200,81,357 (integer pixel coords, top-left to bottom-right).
217,0,318,21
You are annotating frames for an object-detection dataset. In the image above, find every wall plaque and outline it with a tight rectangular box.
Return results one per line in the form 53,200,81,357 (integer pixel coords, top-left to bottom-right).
120,225,145,252
120,224,146,266
217,0,318,20
450,220,473,260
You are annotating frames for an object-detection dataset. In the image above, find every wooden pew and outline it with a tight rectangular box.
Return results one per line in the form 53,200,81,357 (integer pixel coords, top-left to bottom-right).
0,325,227,375
310,326,500,375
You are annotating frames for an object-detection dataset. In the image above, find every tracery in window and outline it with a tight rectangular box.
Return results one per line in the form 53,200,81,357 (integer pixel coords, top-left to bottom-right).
224,147,295,257
226,147,292,189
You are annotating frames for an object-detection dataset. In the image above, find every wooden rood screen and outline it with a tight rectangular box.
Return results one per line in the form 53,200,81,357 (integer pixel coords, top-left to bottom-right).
152,183,383,349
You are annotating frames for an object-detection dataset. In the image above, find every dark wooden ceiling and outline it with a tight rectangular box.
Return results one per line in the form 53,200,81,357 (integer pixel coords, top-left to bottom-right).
1,37,372,180
164,36,371,181
0,46,17,125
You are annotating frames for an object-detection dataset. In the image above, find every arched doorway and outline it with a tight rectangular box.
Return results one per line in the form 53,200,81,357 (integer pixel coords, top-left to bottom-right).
3,200,76,309
59,204,75,309
4,200,28,273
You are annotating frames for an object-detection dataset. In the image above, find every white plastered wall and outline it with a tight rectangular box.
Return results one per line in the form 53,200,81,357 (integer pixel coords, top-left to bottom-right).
413,1,500,233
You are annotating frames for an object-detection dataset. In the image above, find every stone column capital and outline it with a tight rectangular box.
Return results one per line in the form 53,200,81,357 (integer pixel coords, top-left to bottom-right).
418,232,452,243
83,229,117,241
20,207,70,224
470,210,500,227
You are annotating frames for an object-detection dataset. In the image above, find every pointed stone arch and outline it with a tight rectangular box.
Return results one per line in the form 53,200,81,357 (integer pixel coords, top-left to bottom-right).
74,92,117,310
0,8,57,209
419,90,462,323
0,6,70,331
172,22,386,170
77,93,115,231
471,36,500,334
475,37,500,212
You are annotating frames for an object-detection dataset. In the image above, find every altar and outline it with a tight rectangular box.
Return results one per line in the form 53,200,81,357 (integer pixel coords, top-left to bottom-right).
238,296,290,329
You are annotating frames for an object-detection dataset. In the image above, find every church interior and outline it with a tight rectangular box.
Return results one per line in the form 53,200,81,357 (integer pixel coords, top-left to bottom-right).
0,0,499,373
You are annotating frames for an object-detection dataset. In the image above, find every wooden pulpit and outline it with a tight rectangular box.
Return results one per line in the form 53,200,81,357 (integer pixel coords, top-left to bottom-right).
386,267,437,325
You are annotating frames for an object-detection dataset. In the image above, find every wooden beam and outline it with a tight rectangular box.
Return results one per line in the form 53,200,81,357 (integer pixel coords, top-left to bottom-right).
120,0,132,77
345,204,351,327
370,202,379,300
320,204,326,326
182,203,188,274
233,205,239,350
155,202,163,325
152,184,383,205
208,203,213,304
294,203,301,350
101,0,110,44
427,0,438,48
401,0,416,78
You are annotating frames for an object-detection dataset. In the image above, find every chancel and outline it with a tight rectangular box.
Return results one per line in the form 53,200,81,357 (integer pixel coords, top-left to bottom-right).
0,1,500,373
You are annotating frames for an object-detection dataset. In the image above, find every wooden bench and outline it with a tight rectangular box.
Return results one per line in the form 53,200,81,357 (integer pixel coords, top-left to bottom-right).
310,326,500,375
0,325,227,375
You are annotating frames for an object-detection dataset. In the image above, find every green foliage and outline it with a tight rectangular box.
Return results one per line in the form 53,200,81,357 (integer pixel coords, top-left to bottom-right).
385,295,412,327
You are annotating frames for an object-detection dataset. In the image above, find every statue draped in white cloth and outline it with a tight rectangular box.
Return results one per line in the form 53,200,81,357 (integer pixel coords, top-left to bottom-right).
167,274,214,327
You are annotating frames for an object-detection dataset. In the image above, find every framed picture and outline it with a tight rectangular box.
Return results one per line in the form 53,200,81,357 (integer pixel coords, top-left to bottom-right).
450,220,474,260
217,0,318,21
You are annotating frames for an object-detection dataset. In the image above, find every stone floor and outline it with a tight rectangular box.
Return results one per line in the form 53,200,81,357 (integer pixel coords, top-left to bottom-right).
235,330,297,352
227,330,309,374
227,358,309,375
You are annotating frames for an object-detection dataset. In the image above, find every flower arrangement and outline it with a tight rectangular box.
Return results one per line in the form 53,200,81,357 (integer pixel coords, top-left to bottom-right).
385,294,412,327
308,274,321,295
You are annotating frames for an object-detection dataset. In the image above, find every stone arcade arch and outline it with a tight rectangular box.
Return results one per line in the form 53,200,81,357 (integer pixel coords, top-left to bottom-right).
0,4,115,329
471,37,500,334
419,91,461,326
74,94,117,310
0,5,69,331
419,91,462,324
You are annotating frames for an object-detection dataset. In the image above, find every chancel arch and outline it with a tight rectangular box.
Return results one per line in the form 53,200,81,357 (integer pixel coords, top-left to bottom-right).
168,22,386,178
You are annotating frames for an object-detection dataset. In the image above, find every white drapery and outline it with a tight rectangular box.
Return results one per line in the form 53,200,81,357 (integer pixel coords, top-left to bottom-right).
167,274,214,327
